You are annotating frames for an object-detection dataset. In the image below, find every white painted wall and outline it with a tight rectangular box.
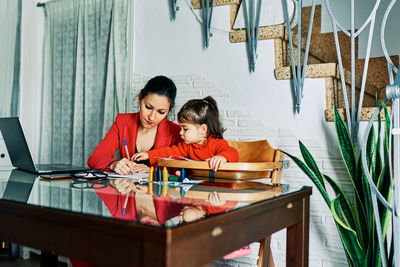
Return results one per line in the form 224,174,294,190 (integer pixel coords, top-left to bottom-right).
134,0,339,155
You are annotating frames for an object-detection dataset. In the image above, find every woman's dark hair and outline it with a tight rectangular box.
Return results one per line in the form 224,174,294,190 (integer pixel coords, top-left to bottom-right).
178,96,225,139
139,76,177,111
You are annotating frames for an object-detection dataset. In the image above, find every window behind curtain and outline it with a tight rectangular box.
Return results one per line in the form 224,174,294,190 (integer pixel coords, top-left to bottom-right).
40,0,132,166
0,0,22,117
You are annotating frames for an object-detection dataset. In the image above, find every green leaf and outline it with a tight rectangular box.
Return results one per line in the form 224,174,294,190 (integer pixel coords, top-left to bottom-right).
357,156,371,245
299,141,325,189
334,107,356,181
366,126,375,179
331,196,366,266
283,150,331,206
334,107,369,248
323,175,355,227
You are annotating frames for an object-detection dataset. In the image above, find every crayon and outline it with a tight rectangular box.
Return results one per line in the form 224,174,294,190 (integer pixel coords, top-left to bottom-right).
154,167,158,181
158,168,162,182
163,167,169,182
149,166,154,182
180,168,186,182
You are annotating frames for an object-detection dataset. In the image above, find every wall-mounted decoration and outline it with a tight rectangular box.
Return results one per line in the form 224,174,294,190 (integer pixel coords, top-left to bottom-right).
324,0,381,143
200,0,214,48
241,0,262,72
283,0,316,113
169,0,179,20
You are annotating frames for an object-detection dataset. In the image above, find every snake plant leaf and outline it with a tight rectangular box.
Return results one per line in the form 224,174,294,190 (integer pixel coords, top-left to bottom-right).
378,105,392,242
334,108,369,227
366,124,375,172
374,104,383,184
357,159,371,248
299,140,325,189
334,108,368,238
389,236,394,265
323,174,359,235
283,150,331,206
376,167,392,240
365,125,375,220
331,196,366,266
334,107,356,182
383,104,391,152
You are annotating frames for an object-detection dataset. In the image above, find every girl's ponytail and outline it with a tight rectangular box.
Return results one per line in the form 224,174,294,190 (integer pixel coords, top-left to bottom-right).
178,96,225,139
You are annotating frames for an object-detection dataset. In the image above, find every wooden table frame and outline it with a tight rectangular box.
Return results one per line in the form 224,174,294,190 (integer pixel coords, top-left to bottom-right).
0,187,311,267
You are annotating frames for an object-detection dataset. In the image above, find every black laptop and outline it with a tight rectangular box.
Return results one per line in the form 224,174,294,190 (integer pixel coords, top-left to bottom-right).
0,117,89,174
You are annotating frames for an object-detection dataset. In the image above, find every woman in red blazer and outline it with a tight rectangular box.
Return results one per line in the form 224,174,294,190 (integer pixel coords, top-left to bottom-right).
87,76,182,174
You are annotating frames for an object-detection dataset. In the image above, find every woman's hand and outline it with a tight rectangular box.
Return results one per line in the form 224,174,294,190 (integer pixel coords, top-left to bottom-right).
108,159,150,174
207,191,226,206
131,152,149,162
108,158,137,175
131,163,150,173
206,155,227,171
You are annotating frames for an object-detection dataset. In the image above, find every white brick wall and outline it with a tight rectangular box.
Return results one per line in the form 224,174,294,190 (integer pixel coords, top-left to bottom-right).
131,73,351,267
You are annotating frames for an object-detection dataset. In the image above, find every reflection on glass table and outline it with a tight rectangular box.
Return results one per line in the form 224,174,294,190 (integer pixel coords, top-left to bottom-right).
0,169,288,228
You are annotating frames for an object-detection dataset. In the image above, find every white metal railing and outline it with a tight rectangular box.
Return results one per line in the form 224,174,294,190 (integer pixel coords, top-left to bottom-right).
360,0,399,266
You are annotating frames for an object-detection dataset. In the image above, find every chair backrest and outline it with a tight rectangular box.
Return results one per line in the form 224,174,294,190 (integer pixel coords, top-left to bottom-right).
227,140,276,162
227,140,284,184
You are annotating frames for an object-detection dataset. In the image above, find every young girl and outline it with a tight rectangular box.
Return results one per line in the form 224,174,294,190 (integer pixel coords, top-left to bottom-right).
132,96,238,171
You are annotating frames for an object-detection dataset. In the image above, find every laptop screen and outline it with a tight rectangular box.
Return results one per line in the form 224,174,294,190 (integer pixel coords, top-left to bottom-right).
0,117,37,172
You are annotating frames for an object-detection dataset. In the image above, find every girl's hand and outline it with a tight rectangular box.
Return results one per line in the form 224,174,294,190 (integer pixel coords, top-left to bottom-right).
132,152,149,162
206,155,227,171
208,191,226,206
108,158,137,175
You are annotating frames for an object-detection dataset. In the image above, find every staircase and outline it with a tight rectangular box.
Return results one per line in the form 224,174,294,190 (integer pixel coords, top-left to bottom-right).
192,0,399,121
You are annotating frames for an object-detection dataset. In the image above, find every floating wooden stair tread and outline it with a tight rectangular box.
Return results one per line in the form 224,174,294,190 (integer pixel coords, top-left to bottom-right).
275,63,379,98
191,0,239,9
230,25,285,42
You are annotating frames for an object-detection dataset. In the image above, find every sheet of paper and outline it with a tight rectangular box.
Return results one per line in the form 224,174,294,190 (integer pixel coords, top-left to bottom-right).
107,172,149,180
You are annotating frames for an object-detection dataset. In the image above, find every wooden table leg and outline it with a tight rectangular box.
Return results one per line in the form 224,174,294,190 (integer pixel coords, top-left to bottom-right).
286,197,309,267
257,236,275,267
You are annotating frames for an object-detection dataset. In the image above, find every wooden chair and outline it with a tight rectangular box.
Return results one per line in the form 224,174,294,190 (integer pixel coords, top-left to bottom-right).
158,139,287,267
158,139,286,184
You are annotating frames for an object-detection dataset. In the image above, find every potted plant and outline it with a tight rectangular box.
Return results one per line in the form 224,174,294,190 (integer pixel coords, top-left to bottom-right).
283,107,392,266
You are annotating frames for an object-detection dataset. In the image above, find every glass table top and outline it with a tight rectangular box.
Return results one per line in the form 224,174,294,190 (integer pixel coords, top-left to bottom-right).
0,169,303,228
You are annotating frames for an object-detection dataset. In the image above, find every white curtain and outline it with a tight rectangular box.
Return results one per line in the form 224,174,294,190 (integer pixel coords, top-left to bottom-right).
40,0,132,166
0,0,21,117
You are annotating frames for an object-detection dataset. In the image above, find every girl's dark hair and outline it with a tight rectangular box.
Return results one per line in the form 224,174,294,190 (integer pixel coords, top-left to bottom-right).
178,96,225,139
139,76,177,110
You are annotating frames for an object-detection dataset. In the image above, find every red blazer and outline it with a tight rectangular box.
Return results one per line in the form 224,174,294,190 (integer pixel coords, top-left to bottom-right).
94,186,184,224
87,113,182,171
